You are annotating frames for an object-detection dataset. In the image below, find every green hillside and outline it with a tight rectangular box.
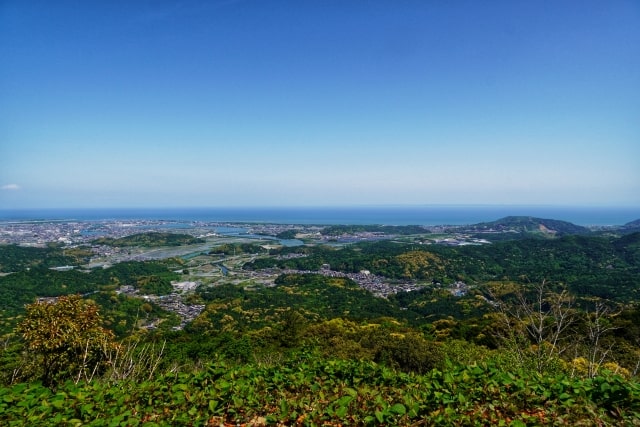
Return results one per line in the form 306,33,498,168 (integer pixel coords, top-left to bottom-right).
466,216,589,237
93,232,205,247
621,218,640,234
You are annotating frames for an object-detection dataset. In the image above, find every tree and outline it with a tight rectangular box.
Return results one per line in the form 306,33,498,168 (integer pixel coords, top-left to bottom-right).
276,309,307,348
17,295,115,387
582,301,619,378
491,280,576,374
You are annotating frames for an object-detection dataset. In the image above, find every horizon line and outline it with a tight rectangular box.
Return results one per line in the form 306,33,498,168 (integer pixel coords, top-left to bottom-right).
2,203,640,210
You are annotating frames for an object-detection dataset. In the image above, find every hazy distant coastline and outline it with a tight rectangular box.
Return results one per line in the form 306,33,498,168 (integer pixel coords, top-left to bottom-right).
1,206,638,227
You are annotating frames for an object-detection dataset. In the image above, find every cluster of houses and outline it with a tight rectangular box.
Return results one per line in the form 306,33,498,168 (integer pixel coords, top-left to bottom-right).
283,266,423,298
117,281,205,330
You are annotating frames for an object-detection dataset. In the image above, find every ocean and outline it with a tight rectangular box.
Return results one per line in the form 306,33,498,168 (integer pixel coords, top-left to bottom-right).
0,206,638,226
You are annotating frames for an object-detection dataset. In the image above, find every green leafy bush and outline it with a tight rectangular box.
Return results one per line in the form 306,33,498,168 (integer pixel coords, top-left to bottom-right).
1,356,638,426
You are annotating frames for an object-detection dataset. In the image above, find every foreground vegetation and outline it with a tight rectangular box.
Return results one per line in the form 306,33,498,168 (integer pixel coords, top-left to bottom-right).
2,355,639,426
3,279,640,425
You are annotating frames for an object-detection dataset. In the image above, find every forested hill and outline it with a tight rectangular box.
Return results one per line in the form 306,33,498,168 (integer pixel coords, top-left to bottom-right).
622,219,640,234
92,232,204,247
465,216,589,236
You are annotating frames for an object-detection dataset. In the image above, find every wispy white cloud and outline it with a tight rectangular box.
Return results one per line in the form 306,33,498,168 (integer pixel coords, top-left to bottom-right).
1,184,21,191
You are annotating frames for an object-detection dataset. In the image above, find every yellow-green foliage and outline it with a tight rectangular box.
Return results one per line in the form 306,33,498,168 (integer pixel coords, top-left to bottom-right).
570,357,632,379
16,295,116,386
308,318,444,373
394,251,444,279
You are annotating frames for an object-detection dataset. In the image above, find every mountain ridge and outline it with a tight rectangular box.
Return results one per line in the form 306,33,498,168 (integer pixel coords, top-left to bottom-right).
466,215,590,236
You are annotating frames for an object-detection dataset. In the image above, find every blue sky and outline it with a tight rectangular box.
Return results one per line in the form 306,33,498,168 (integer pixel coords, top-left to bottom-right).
1,0,639,209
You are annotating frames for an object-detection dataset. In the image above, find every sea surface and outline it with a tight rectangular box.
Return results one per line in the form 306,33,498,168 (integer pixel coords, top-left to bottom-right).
1,206,638,226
